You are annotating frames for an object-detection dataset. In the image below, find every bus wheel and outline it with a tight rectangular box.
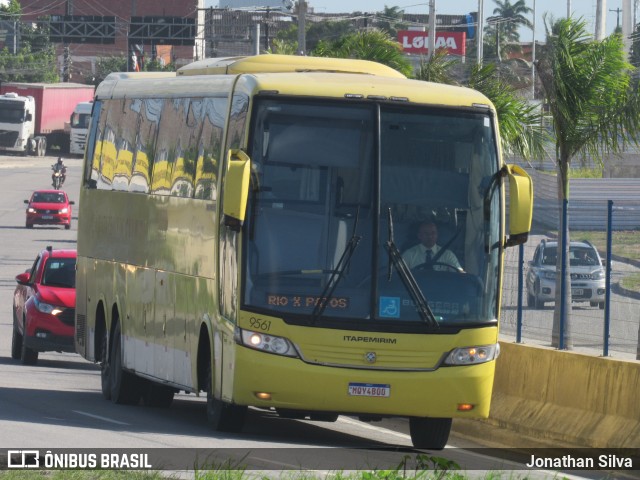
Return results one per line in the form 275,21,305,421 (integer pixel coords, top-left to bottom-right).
310,413,339,422
100,327,111,400
142,382,175,408
409,417,452,450
205,364,246,432
109,322,142,405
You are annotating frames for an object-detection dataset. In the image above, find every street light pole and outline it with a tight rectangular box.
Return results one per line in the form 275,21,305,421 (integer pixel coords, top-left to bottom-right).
428,0,436,60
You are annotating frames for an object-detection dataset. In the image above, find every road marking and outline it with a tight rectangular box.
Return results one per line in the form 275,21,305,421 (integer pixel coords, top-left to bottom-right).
73,410,130,425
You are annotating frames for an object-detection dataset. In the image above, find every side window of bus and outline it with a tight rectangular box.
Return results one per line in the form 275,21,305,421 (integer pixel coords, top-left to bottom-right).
151,98,200,197
194,96,227,200
95,99,125,189
112,98,140,192
131,98,163,194
172,99,202,198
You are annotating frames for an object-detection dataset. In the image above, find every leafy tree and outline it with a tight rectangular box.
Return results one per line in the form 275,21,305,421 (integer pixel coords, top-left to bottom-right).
275,19,355,54
313,28,413,77
535,17,640,348
0,0,58,82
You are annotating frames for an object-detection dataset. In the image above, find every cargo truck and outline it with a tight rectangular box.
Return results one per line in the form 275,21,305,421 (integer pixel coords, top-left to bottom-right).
0,82,95,156
69,101,93,156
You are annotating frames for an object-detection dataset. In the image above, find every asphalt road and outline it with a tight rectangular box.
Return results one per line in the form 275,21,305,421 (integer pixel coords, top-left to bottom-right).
0,154,615,479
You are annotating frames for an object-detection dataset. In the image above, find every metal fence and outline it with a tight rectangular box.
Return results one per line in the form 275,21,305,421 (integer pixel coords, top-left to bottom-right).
501,170,640,360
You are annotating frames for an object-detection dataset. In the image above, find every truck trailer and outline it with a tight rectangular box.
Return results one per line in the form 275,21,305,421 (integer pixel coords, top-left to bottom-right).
0,82,95,156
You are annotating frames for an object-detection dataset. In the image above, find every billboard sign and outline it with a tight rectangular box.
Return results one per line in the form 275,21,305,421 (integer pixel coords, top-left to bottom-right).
398,31,466,56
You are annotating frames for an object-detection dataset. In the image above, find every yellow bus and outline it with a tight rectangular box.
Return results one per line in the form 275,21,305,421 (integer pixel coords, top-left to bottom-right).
75,54,532,449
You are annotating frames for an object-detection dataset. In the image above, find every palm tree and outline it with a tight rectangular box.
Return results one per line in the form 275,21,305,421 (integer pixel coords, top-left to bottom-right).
375,5,406,37
492,0,532,42
413,51,547,161
467,62,547,161
313,28,413,77
535,16,640,348
486,0,533,62
414,48,457,84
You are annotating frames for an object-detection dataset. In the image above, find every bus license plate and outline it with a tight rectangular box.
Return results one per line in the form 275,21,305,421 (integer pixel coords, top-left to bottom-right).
572,288,584,296
348,383,390,397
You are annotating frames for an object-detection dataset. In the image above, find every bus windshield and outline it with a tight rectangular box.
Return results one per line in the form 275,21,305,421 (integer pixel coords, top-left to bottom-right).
243,98,501,330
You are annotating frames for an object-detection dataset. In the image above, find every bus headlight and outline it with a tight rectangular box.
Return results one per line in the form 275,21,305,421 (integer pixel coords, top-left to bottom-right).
443,344,500,366
235,328,299,358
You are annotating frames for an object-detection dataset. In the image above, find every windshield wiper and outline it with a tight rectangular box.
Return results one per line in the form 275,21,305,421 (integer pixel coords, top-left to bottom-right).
384,208,439,327
311,208,361,322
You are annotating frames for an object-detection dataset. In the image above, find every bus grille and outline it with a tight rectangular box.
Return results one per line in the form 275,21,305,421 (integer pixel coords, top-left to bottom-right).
300,344,443,370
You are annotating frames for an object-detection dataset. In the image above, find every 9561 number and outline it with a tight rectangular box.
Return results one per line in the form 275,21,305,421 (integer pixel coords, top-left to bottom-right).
249,317,271,331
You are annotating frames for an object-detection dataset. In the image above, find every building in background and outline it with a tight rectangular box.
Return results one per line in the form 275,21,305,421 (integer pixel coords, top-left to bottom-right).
19,0,205,81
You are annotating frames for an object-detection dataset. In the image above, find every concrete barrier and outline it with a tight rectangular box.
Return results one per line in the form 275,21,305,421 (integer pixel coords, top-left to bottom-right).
452,342,640,448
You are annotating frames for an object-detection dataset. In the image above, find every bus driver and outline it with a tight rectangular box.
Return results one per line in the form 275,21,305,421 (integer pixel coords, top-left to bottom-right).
402,221,462,271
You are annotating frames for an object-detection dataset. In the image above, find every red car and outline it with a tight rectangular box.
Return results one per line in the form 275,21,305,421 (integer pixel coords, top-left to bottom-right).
12,246,77,365
24,190,74,229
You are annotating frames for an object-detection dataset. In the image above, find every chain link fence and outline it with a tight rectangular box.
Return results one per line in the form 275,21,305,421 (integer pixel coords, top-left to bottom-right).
501,168,640,360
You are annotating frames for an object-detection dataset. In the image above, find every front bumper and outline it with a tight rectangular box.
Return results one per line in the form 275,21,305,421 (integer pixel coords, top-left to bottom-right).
232,345,495,419
537,277,606,303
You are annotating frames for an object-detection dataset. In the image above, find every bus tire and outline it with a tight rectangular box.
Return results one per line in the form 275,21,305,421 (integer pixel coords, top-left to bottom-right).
100,327,111,400
409,417,452,450
109,322,142,405
205,363,246,432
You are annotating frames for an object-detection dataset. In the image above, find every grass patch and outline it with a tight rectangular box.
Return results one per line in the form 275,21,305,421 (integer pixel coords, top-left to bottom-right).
563,230,640,261
569,167,603,178
621,273,640,291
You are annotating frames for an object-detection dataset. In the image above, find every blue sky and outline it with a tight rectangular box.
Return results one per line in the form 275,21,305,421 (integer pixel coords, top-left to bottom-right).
208,1,628,42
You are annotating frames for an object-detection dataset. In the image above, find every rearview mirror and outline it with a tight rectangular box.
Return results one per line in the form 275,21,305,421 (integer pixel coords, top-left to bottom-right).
505,164,533,248
222,149,251,231
15,272,30,285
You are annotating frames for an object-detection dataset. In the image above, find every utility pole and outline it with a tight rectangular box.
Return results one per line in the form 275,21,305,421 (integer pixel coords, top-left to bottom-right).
531,0,536,100
622,0,632,57
263,7,271,52
63,0,73,82
595,0,607,40
567,0,571,18
477,0,484,65
297,0,306,55
428,0,436,60
610,7,622,30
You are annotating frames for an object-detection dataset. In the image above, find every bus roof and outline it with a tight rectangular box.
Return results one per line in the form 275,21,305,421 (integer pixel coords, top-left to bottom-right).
177,54,406,79
96,72,493,112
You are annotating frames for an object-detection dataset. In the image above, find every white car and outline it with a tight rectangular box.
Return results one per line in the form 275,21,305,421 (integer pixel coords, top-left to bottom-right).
526,239,606,309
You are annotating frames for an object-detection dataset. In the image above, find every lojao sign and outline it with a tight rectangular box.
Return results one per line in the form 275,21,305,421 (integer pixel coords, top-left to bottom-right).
397,31,466,56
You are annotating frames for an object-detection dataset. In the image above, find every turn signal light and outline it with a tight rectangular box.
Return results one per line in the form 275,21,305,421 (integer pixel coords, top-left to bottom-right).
255,392,272,400
457,403,474,411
